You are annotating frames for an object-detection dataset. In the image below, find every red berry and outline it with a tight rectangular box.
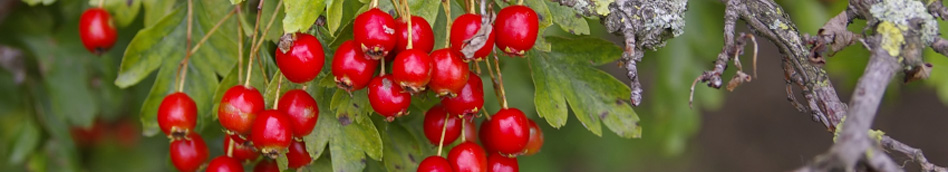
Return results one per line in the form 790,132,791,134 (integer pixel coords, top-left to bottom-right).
428,49,469,97
482,108,529,156
158,92,197,139
478,119,494,153
494,5,538,57
463,119,478,143
253,159,280,172
332,40,379,91
278,89,319,138
276,33,325,83
442,72,484,116
367,75,412,121
224,133,259,161
448,142,488,172
207,156,244,172
79,8,117,55
251,110,294,158
391,49,433,93
218,85,266,135
393,16,435,57
451,14,495,61
486,152,519,172
418,156,453,172
170,133,209,172
423,104,462,145
286,140,312,168
354,8,397,59
71,120,106,147
523,119,543,156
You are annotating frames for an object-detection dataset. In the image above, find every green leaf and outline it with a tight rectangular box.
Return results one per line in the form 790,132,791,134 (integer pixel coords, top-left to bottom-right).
283,0,326,33
277,154,289,171
529,36,641,138
326,113,383,172
329,89,373,125
326,0,360,36
142,0,177,27
374,0,440,24
380,123,424,172
22,0,55,6
89,0,142,27
545,1,589,35
20,31,98,127
230,0,244,4
303,109,332,162
8,119,40,164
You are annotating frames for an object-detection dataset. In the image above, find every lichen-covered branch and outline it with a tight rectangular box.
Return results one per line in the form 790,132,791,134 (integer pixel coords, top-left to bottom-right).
882,135,948,172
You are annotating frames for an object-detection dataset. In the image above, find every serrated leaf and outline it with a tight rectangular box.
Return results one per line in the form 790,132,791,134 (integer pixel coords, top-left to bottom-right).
326,113,383,172
89,0,142,27
546,1,589,35
329,89,373,125
303,110,332,161
283,0,326,33
381,123,424,172
142,0,177,27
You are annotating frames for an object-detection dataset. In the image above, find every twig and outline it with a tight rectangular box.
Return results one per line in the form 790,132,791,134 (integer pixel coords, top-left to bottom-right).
175,0,195,92
189,8,237,55
882,136,948,172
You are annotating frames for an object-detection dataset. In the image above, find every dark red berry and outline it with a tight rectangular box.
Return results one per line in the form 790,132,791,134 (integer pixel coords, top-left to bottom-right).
391,49,433,93
354,8,397,59
254,159,280,172
451,14,495,61
170,133,209,172
448,142,488,172
463,118,478,143
368,75,412,121
332,40,379,91
158,92,197,139
286,140,312,168
523,119,543,156
251,110,294,158
207,156,244,172
79,8,117,55
423,104,462,145
442,72,484,116
219,85,266,135
428,48,470,97
418,156,453,172
483,108,529,156
276,33,325,83
487,152,519,172
278,89,319,138
393,16,435,57
71,120,105,147
494,5,538,57
224,133,259,161
479,118,494,153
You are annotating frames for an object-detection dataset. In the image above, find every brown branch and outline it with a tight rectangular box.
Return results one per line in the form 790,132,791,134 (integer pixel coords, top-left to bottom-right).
882,136,948,172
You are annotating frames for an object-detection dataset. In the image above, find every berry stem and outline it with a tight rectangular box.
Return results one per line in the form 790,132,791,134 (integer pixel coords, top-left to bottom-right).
246,0,284,87
370,0,379,8
437,114,449,156
175,0,195,93
482,55,507,109
492,55,508,109
403,0,413,50
226,136,235,157
245,0,265,87
98,0,104,8
467,0,475,14
380,58,387,75
390,0,403,19
460,117,467,142
189,8,236,55
442,0,451,48
518,0,523,5
273,75,283,110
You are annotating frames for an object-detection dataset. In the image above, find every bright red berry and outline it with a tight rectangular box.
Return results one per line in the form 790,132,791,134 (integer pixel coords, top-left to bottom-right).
418,156,453,172
354,8,397,59
463,119,478,143
224,133,259,161
207,156,244,172
170,133,209,172
391,49,433,93
487,152,519,172
448,142,488,172
251,110,294,158
368,75,412,121
483,108,530,156
158,92,197,139
332,40,379,91
393,16,435,57
428,49,470,97
254,159,280,172
523,119,544,156
79,8,117,55
286,140,312,169
442,72,484,117
494,5,538,57
219,85,266,135
451,14,495,61
423,104,462,145
278,89,319,138
276,33,325,83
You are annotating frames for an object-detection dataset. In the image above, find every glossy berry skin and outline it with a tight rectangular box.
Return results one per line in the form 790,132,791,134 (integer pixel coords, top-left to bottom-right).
418,156,453,172
158,92,197,139
224,133,258,161
391,49,433,93
368,75,412,121
276,33,325,83
79,8,117,55
487,153,519,172
278,89,319,138
251,110,294,158
423,104,461,145
393,16,435,56
207,156,244,172
442,72,484,117
219,85,266,135
483,108,530,156
332,40,379,91
523,119,544,156
428,49,470,97
286,140,312,168
448,142,488,172
478,119,495,153
463,119,478,143
451,14,495,61
354,8,397,59
170,133,208,172
493,5,538,57
254,159,280,172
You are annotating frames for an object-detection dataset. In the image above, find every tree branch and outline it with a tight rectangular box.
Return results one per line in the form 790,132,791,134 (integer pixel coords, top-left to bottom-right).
882,136,948,172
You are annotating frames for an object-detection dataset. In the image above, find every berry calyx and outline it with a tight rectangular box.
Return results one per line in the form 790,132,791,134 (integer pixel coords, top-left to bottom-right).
286,140,312,169
254,159,280,172
451,14,495,61
354,8,397,59
79,8,117,55
278,89,319,138
482,108,530,156
391,49,433,93
393,15,435,56
218,85,266,135
224,133,259,161
418,156,453,172
493,5,538,57
169,133,208,172
523,119,544,156
428,49,470,97
442,72,484,117
157,92,197,139
207,156,244,172
251,110,294,159
367,75,412,121
423,104,462,145
276,33,325,83
332,40,379,91
448,142,488,172
487,152,519,172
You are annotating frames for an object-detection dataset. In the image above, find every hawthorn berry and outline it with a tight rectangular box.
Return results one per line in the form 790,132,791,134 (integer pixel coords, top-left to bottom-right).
523,119,544,156
218,85,266,135
286,140,312,169
418,156,453,172
451,14,495,61
223,133,259,161
276,33,325,83
332,40,379,91
79,8,117,55
368,75,412,121
169,133,208,172
487,152,519,172
207,156,244,172
463,118,478,143
428,49,470,97
354,8,397,59
278,89,319,138
391,49,433,93
423,104,462,145
493,5,539,57
442,72,484,117
157,92,197,139
251,110,294,158
483,108,530,156
254,159,280,172
393,16,435,56
448,142,488,172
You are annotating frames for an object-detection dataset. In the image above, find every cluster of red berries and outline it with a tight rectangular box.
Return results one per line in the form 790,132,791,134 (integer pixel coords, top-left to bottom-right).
79,7,118,55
